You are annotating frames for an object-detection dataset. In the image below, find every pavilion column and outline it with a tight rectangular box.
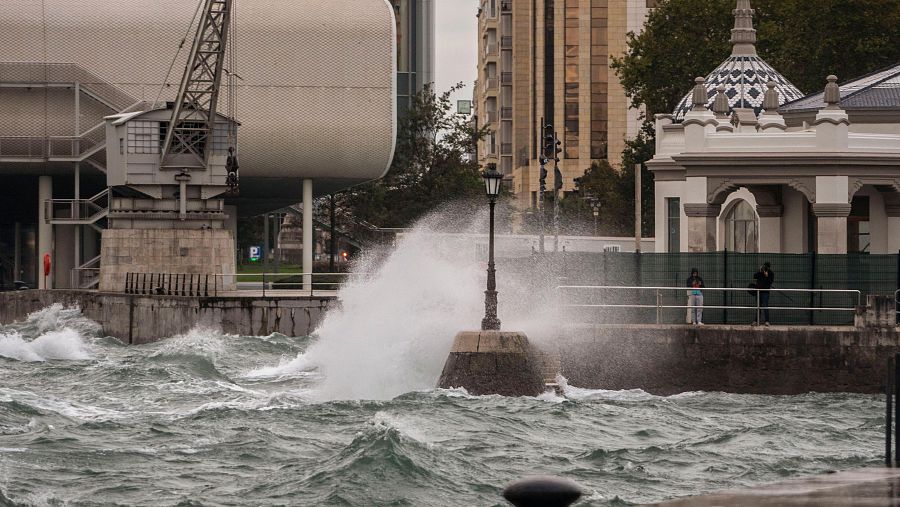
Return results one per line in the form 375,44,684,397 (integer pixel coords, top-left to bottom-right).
812,204,851,254
886,202,900,253
813,175,850,254
684,204,720,253
756,205,783,253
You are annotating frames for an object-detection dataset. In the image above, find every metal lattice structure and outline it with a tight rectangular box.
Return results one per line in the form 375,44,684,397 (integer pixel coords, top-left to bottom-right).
160,0,233,169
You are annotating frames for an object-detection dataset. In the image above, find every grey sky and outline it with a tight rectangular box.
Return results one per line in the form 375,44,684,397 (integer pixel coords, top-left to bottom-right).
434,0,478,110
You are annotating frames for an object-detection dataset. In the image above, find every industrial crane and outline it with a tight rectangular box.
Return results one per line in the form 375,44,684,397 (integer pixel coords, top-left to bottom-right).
160,0,238,193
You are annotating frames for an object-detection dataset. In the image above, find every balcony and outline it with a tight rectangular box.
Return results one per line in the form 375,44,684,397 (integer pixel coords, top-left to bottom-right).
501,72,513,84
501,107,513,120
500,36,512,49
501,0,512,11
484,44,498,58
484,111,499,124
483,77,499,94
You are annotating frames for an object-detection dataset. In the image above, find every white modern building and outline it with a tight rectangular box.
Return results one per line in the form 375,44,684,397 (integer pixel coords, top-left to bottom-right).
648,0,900,255
0,0,397,289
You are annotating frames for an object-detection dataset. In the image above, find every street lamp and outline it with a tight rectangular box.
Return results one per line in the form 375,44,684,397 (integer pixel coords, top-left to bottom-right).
481,163,502,331
589,198,601,237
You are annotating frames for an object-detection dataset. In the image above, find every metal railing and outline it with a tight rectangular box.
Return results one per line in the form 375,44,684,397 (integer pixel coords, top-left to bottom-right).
125,272,356,297
71,268,100,290
558,285,862,325
45,189,109,224
0,62,137,111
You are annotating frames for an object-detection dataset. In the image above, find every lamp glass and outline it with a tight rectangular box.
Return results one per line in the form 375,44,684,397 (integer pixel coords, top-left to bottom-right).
483,167,502,198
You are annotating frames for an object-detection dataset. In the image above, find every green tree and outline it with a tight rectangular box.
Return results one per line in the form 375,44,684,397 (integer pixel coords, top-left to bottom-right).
338,83,487,228
611,0,900,119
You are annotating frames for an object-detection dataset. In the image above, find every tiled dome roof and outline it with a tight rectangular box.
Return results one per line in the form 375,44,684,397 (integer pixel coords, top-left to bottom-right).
672,0,803,121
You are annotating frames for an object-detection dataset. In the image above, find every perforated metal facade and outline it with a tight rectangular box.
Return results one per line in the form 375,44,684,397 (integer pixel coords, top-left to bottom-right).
0,0,397,196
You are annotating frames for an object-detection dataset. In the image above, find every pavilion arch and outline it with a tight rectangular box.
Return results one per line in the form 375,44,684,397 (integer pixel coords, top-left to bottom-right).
721,196,760,253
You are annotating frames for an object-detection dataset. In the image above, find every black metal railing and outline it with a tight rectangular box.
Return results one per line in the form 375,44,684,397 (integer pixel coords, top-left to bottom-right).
125,272,216,297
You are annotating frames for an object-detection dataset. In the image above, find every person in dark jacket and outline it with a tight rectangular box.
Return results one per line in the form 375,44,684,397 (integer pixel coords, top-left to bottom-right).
686,268,705,325
752,262,775,325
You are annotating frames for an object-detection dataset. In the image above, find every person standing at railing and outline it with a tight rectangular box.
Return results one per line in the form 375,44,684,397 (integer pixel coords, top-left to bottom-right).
753,262,775,326
686,268,705,325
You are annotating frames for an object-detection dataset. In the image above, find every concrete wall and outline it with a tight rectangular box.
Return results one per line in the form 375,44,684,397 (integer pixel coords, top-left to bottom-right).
558,324,900,395
0,290,334,344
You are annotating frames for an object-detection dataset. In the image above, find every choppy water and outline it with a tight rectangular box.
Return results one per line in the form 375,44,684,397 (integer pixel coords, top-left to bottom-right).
0,304,885,507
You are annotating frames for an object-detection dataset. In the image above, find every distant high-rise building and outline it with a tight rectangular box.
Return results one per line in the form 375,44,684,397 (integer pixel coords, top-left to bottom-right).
475,0,653,208
392,0,436,116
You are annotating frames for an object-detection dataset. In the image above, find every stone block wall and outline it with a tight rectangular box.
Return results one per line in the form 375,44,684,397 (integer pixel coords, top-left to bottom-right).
99,229,236,292
559,324,900,395
0,290,335,344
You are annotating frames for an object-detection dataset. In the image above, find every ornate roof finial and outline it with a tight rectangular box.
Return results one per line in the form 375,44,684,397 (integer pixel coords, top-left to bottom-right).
824,75,841,109
763,81,780,112
713,85,730,117
692,77,708,110
730,0,757,56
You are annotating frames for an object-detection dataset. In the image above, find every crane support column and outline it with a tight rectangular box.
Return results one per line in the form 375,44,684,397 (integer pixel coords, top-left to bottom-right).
303,179,313,292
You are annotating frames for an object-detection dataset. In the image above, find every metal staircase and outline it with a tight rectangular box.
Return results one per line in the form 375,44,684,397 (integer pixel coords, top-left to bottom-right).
45,189,109,232
0,62,144,167
71,255,101,290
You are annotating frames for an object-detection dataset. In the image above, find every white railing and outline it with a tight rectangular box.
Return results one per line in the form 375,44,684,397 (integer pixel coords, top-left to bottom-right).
558,285,862,325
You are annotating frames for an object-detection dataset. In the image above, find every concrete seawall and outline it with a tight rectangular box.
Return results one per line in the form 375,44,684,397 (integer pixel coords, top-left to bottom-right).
0,290,336,344
559,324,900,395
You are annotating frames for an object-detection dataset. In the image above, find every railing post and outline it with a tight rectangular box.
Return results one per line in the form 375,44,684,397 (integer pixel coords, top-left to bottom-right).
895,352,900,464
756,290,761,325
262,272,266,297
887,354,894,466
655,288,660,324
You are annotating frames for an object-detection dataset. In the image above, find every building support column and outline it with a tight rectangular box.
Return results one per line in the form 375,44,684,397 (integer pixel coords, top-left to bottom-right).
684,204,720,252
302,179,313,291
38,175,53,289
13,222,21,281
886,200,900,253
757,205,783,253
814,175,850,254
813,204,851,254
74,162,81,272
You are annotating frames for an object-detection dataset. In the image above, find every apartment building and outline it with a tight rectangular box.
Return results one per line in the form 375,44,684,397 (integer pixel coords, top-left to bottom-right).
475,0,653,208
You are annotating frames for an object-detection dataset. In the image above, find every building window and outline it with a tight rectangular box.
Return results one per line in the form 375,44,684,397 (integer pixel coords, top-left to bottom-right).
666,197,680,252
725,200,759,253
590,0,608,160
564,0,579,159
849,196,871,253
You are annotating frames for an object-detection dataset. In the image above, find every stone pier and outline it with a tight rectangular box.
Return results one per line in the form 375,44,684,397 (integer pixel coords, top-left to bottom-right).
437,331,545,396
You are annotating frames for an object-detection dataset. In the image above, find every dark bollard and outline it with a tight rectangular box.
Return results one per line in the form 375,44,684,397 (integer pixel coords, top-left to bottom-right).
503,475,583,507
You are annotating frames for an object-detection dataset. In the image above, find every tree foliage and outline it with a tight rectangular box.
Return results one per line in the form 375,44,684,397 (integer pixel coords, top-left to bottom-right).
611,0,900,118
337,83,487,228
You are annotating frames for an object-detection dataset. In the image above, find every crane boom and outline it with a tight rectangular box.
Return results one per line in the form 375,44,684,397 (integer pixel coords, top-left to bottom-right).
160,0,233,168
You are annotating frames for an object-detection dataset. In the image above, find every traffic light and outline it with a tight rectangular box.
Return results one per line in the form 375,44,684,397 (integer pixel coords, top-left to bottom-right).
554,167,563,191
539,166,548,189
543,124,555,159
553,131,562,163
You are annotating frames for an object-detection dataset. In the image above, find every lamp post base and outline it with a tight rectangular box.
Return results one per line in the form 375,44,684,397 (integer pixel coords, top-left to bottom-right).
437,330,545,396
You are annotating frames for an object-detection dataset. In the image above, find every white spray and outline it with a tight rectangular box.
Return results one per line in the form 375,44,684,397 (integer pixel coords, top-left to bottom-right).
249,203,566,401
